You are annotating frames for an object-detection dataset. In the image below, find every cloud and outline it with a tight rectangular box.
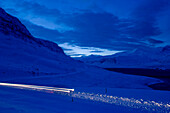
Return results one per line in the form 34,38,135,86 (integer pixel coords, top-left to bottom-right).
16,0,60,18
127,0,170,39
1,0,73,31
90,50,103,53
59,43,121,57
59,10,165,50
60,12,137,49
133,0,170,20
5,8,19,15
22,20,62,41
147,38,164,44
1,0,170,56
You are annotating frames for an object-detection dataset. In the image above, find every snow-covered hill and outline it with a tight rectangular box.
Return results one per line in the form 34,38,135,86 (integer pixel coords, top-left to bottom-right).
0,7,87,79
0,7,162,89
76,46,170,69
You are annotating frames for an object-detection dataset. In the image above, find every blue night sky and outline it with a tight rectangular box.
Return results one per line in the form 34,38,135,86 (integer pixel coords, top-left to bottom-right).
0,0,170,57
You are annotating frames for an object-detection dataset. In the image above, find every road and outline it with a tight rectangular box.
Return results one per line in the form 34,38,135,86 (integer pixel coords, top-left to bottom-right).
0,82,169,113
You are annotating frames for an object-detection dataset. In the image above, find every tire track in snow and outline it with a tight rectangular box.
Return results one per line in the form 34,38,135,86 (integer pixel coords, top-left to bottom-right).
70,92,170,113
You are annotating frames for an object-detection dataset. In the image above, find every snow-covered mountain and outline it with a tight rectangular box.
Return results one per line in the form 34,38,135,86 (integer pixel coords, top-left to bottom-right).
0,7,162,89
76,46,170,69
0,7,86,80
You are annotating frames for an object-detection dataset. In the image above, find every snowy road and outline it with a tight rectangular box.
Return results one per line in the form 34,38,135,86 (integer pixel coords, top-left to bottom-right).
0,82,169,113
72,92,170,113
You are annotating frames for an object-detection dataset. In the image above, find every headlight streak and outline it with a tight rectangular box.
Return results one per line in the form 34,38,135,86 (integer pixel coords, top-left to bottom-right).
0,83,74,93
0,82,169,112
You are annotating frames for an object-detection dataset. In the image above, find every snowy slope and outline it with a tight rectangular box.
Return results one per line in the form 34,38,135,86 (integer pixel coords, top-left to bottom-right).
0,7,163,89
76,46,170,69
0,7,87,80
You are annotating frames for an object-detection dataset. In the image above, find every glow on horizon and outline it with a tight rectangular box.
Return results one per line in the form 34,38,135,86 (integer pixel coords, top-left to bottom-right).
59,43,122,57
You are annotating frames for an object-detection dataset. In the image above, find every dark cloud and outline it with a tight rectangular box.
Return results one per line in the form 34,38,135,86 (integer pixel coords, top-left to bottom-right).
147,38,164,44
133,0,170,20
90,50,103,53
15,1,60,19
127,0,170,39
1,0,170,55
59,11,163,50
61,12,121,43
1,0,62,28
62,48,73,51
22,20,62,41
5,8,19,15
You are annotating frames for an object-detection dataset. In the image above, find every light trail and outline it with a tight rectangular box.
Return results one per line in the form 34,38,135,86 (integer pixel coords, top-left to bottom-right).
0,83,74,93
0,82,169,112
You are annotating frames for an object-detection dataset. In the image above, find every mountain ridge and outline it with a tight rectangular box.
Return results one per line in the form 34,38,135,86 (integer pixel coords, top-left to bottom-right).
76,46,170,69
0,7,64,54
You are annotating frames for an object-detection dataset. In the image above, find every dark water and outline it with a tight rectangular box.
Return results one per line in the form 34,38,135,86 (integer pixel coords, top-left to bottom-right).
104,68,170,91
148,78,170,91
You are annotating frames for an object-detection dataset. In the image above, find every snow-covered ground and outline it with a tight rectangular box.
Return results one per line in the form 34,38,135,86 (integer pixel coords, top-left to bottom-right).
0,84,169,113
0,32,86,80
3,68,163,89
0,7,169,113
